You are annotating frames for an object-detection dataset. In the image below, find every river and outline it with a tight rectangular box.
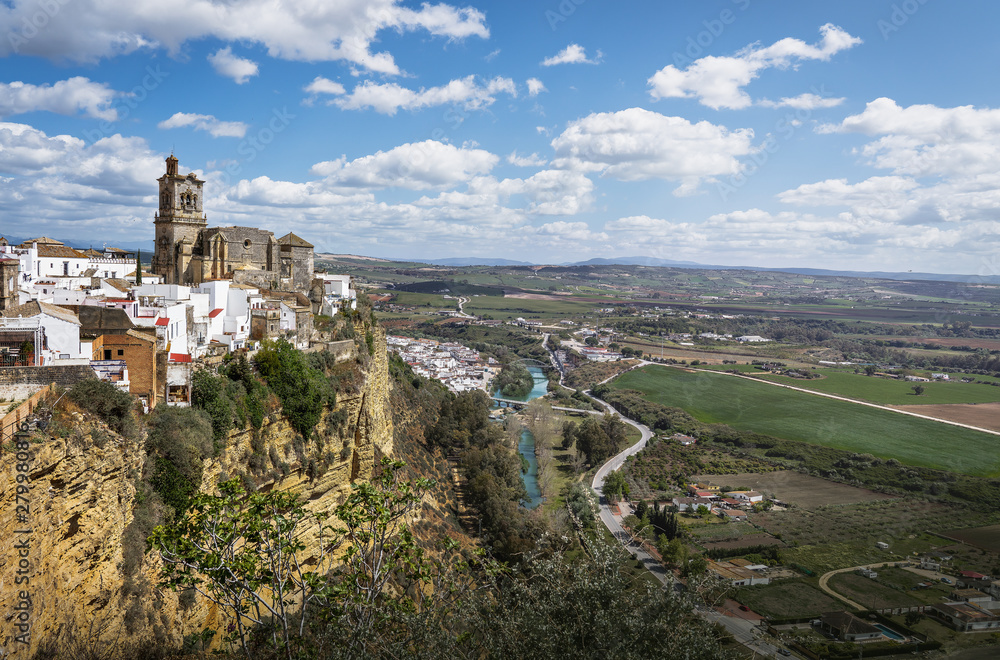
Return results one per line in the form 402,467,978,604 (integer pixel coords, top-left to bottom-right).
494,365,548,508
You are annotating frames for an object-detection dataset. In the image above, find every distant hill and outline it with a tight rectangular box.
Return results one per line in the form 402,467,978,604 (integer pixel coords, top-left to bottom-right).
562,256,1000,285
0,233,154,254
408,257,534,267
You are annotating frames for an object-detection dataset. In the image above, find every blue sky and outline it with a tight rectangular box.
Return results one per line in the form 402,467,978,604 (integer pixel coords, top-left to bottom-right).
1,0,999,275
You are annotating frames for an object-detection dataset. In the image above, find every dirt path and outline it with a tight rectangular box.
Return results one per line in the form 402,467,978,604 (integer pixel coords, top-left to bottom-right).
817,562,895,611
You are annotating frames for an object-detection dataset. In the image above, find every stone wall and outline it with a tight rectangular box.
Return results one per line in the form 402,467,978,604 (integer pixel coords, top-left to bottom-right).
0,365,94,399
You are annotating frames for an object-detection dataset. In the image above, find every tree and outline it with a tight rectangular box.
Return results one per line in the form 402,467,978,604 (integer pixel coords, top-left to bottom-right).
912,384,925,396
864,365,877,376
253,338,334,439
657,536,685,567
461,535,735,659
135,249,143,285
682,553,708,578
150,458,435,660
603,469,629,500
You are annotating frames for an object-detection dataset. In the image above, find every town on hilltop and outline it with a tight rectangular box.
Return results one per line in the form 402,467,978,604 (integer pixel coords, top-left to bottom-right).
0,156,357,411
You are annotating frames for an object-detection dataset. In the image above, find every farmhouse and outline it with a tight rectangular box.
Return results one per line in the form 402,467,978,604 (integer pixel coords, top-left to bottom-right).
672,433,697,445
950,588,992,605
673,497,714,513
727,490,764,504
717,508,747,521
817,612,883,642
708,559,769,586
929,602,1000,632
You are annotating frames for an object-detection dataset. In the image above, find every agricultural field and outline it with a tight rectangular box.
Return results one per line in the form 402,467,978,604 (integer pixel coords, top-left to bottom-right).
868,567,957,605
734,581,841,619
691,471,895,509
753,369,1000,406
940,524,1000,553
753,500,986,550
826,572,922,610
894,402,1000,432
611,365,1000,476
461,294,607,319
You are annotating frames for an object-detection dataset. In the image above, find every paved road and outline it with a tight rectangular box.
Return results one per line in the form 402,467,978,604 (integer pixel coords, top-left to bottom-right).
587,390,785,658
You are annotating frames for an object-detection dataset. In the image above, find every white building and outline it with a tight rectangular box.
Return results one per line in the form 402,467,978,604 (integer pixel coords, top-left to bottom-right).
0,300,82,361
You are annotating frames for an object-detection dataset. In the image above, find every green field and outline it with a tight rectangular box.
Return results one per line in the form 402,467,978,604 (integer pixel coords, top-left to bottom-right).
611,365,1000,476
755,369,1000,406
735,581,840,619
461,295,604,319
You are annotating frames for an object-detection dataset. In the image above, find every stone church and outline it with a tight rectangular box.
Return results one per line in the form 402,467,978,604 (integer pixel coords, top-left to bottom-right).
152,155,314,292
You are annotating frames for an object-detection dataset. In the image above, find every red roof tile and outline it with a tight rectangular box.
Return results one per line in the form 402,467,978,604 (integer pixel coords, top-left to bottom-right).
168,353,192,363
155,317,169,326
208,308,224,318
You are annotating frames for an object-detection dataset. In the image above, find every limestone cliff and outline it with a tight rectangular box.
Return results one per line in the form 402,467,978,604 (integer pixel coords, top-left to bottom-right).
0,325,394,658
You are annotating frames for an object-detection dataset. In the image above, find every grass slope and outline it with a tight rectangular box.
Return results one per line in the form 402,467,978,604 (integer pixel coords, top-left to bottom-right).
755,370,1000,406
611,365,1000,476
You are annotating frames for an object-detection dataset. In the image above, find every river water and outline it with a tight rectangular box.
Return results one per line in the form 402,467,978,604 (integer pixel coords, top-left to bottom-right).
494,366,548,508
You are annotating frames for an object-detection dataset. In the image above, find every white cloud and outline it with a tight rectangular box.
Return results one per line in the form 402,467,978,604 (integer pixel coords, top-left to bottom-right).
520,170,594,215
758,93,845,110
304,76,346,97
532,220,607,242
526,78,546,97
648,24,861,109
550,107,753,194
333,75,516,115
310,140,498,190
0,77,119,120
158,112,248,138
0,122,166,237
208,47,259,84
507,151,547,167
0,0,488,74
541,43,602,67
820,97,1000,178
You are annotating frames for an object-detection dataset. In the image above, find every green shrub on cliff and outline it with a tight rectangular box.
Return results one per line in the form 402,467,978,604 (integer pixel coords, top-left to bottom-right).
67,378,137,439
145,407,214,514
253,338,335,440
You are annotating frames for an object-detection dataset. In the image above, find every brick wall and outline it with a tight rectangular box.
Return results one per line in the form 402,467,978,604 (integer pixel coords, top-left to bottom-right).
93,334,157,408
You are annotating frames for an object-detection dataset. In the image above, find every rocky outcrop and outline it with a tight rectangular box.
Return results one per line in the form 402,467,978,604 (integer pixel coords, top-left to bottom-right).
0,326,394,657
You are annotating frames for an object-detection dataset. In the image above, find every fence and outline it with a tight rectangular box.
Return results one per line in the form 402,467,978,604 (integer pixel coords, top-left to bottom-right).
0,383,57,445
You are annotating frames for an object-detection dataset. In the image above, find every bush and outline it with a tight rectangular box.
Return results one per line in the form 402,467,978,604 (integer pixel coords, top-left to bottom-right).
145,407,214,514
253,339,335,439
67,379,137,438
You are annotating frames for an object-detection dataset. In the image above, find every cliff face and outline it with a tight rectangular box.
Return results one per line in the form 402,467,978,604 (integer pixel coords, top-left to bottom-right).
0,326,393,658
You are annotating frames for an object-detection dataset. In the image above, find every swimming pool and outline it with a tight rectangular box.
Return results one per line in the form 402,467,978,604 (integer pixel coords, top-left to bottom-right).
874,623,906,642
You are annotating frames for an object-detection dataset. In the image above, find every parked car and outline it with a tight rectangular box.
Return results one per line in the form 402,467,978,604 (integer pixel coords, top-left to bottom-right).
940,577,953,584
778,649,792,657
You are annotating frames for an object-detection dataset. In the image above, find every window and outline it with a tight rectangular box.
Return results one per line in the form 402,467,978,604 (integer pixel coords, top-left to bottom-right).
117,349,124,356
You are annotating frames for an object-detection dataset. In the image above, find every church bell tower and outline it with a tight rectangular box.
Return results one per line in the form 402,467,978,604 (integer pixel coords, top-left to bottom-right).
152,155,207,284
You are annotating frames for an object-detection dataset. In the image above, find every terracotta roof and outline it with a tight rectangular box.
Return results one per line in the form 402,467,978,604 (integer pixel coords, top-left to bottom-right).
19,236,63,246
155,317,169,326
278,232,314,248
208,308,224,318
36,244,88,259
125,329,156,343
169,353,192,363
103,278,132,293
1,300,81,325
